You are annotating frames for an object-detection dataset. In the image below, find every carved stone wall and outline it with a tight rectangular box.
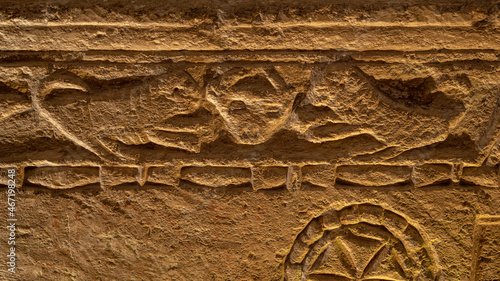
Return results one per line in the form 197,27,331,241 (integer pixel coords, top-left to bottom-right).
0,0,499,280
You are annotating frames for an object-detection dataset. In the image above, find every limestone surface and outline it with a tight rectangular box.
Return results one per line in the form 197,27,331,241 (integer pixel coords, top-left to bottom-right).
0,0,499,280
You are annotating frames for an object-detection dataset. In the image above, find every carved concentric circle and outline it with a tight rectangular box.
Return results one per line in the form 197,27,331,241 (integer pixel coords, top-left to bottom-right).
284,204,441,281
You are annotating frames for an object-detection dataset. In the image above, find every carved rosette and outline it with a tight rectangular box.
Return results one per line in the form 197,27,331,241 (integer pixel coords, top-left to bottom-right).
284,204,441,281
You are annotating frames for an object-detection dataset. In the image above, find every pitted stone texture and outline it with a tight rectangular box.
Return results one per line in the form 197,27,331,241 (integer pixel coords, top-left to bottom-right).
472,216,500,281
0,1,499,280
147,165,181,186
412,164,453,187
336,165,411,187
181,166,251,187
461,166,500,188
301,164,336,188
24,166,100,189
100,166,143,188
251,166,288,190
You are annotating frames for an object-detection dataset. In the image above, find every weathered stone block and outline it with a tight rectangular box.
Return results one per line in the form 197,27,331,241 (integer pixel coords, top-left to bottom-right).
412,164,453,187
147,165,181,186
301,164,336,188
24,166,100,189
472,216,500,281
181,166,251,187
251,166,288,190
336,165,411,186
461,166,499,188
100,166,141,188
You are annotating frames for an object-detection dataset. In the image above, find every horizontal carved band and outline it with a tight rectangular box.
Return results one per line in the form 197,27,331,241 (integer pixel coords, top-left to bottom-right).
1,59,499,167
1,22,499,51
2,164,498,189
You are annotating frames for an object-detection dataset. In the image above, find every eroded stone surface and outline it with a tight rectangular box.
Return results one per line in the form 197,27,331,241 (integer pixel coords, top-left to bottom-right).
472,216,500,281
0,0,499,280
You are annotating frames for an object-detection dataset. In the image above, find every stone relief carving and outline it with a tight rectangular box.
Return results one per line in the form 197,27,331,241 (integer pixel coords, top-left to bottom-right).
1,59,499,167
206,66,301,144
0,2,499,280
34,69,219,160
0,58,499,192
284,204,441,281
